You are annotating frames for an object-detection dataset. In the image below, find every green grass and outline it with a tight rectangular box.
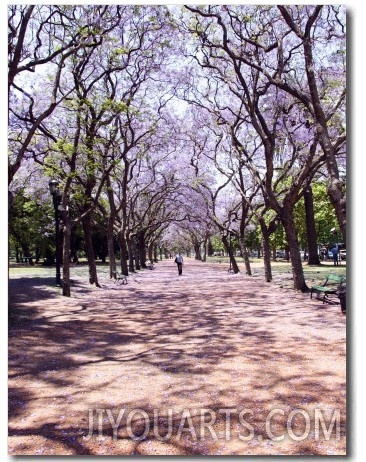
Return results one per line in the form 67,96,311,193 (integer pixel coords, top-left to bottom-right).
8,258,346,287
8,262,110,279
8,266,54,277
205,256,346,289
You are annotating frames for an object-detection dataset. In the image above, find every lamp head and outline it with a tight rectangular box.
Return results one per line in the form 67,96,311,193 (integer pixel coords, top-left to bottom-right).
48,180,59,194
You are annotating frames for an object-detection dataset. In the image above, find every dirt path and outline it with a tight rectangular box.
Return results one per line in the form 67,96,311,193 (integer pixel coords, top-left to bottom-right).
8,258,346,455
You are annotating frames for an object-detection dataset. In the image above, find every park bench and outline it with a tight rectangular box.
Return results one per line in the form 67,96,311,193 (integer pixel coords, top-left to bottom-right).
310,274,346,305
112,270,128,285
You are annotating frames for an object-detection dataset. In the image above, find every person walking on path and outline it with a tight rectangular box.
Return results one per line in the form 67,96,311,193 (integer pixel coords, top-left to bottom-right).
175,253,183,275
331,246,339,266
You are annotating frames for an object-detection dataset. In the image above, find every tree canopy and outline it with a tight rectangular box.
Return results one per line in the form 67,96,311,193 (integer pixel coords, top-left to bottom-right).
8,5,346,295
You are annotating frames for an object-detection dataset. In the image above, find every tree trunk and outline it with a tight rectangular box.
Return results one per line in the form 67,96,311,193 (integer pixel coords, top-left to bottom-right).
137,231,147,268
194,239,202,260
202,238,207,262
62,221,71,297
272,248,277,261
207,239,214,257
82,214,100,287
259,220,272,282
301,35,346,243
222,235,240,274
15,246,20,263
147,241,154,263
327,177,346,244
285,246,290,262
304,185,320,265
70,234,81,263
153,244,159,263
239,237,252,276
281,209,308,292
118,231,129,276
133,236,141,270
107,224,117,279
128,238,135,273
106,174,117,278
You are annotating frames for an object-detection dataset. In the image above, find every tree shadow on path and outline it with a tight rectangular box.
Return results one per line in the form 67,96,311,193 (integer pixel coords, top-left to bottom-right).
8,259,346,455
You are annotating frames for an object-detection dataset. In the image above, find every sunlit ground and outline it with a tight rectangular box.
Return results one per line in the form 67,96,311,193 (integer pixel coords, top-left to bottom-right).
8,258,346,455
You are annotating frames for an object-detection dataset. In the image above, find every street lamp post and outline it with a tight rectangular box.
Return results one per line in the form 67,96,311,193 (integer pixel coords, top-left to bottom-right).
49,180,62,286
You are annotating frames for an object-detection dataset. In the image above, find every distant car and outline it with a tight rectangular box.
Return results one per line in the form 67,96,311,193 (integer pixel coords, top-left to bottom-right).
339,249,346,260
276,250,286,259
328,251,333,259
